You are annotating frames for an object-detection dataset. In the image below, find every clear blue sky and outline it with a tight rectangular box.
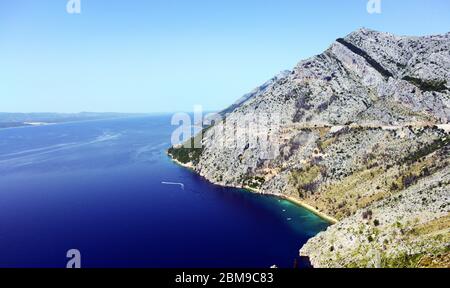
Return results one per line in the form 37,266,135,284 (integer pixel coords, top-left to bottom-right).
1,0,449,113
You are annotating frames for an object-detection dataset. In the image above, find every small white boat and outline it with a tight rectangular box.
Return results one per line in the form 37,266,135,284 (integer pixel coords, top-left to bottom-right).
161,182,185,190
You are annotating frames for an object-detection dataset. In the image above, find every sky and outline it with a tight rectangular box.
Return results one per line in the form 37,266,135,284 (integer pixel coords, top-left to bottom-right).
1,0,449,113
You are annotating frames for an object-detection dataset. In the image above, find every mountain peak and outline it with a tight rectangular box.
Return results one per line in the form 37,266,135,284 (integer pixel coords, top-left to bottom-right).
170,30,450,268
229,29,449,126
342,27,395,41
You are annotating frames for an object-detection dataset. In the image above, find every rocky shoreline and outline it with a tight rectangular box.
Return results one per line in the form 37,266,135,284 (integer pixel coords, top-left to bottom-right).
169,152,337,224
169,28,449,268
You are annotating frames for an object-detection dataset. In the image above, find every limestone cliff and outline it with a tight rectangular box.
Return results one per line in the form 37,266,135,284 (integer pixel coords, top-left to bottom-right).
169,28,450,268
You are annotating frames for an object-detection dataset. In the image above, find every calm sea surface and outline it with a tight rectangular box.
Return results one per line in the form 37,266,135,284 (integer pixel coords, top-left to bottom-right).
0,115,329,268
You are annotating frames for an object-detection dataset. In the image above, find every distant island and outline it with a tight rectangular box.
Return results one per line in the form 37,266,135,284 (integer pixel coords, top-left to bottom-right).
0,112,148,129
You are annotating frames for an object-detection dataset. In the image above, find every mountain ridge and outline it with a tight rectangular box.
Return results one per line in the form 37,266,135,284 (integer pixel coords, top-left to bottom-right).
169,28,450,268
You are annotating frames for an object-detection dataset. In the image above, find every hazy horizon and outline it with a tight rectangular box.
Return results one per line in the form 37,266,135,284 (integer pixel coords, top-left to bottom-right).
2,0,450,113
0,110,218,115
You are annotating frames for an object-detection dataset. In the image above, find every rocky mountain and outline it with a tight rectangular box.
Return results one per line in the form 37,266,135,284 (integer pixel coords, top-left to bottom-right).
219,70,291,117
169,28,450,268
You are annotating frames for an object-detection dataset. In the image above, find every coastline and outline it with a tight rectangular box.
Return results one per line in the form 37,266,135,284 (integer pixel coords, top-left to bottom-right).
167,152,195,170
271,194,338,224
250,189,338,224
168,155,338,225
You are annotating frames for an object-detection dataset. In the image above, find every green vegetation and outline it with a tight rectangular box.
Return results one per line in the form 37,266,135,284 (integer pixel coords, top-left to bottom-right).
317,137,336,152
380,252,425,268
403,137,450,164
408,215,450,237
317,167,385,219
389,150,445,193
380,245,450,268
290,164,323,197
243,176,265,189
402,76,448,92
168,132,204,165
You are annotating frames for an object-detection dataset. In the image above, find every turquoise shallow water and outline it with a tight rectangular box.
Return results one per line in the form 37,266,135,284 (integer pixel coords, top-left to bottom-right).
0,115,329,268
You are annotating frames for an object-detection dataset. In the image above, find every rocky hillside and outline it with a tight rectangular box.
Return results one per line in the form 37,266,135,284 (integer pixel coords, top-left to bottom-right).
218,70,291,117
169,28,450,268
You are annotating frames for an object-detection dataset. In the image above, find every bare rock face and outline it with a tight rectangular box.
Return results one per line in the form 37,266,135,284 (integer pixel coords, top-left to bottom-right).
169,28,450,268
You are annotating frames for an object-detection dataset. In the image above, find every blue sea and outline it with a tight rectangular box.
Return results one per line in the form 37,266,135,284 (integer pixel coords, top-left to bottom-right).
0,115,329,268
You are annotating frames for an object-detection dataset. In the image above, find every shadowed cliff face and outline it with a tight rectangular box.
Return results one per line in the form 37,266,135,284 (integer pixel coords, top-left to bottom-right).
170,28,450,268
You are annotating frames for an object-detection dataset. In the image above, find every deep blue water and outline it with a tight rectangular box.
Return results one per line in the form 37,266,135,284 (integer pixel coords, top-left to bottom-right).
0,115,329,268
